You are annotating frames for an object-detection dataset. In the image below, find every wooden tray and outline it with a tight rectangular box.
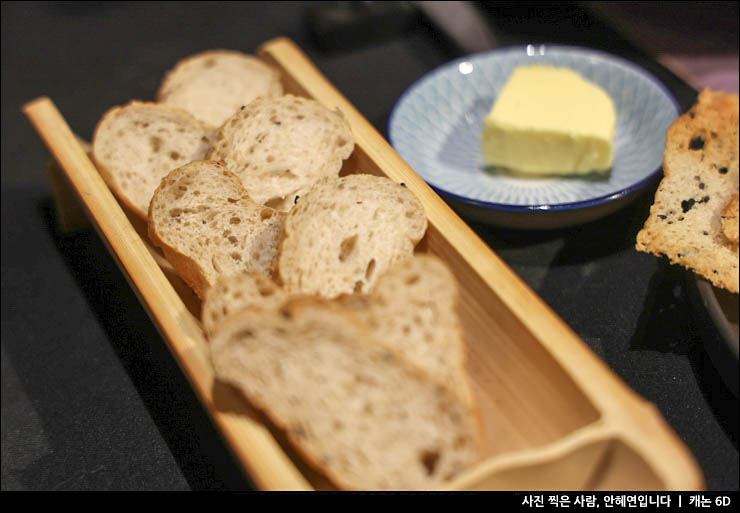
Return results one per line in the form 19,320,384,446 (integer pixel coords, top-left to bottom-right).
23,37,703,491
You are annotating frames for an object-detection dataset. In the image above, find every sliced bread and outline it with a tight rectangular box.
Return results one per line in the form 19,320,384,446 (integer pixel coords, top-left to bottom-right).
156,50,284,128
92,101,215,220
206,94,355,211
148,160,284,299
636,88,739,293
276,174,428,298
209,297,483,490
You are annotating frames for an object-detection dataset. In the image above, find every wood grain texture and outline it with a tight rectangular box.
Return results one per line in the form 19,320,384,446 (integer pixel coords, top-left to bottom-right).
22,36,703,490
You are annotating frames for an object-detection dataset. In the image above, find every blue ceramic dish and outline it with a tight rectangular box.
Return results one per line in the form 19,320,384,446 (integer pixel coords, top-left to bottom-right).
389,45,681,229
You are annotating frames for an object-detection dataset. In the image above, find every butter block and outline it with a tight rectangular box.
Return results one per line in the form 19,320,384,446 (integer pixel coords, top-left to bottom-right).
481,66,616,175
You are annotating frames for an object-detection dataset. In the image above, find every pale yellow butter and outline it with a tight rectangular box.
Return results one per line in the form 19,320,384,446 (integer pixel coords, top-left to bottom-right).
481,65,616,175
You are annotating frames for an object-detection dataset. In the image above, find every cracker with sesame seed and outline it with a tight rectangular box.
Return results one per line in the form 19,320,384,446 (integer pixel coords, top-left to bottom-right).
636,88,739,293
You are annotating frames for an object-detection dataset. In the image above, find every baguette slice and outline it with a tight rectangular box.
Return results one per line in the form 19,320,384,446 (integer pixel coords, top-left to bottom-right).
209,298,483,490
636,88,739,293
92,101,215,219
157,50,284,127
206,94,355,211
277,174,428,298
148,160,284,299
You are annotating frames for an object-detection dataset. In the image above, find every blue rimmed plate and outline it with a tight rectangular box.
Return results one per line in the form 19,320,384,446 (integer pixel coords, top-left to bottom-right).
389,45,681,229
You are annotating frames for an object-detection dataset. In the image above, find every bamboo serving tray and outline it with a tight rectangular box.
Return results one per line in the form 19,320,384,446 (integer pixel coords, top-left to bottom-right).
23,37,703,491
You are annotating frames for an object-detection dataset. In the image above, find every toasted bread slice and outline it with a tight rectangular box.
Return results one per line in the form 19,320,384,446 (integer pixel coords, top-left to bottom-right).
148,160,284,299
276,174,427,298
206,94,355,211
92,101,215,220
157,50,283,127
636,88,739,293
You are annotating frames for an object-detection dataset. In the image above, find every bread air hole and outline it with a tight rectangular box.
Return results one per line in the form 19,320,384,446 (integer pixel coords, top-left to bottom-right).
258,285,275,297
365,259,376,280
150,136,162,152
406,274,420,285
419,449,440,476
234,328,253,339
265,197,282,209
230,217,241,225
339,234,358,262
170,151,181,160
453,435,469,449
260,208,274,220
231,252,242,262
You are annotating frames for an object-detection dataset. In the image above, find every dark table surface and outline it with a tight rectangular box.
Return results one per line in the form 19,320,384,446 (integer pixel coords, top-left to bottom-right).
2,1,738,491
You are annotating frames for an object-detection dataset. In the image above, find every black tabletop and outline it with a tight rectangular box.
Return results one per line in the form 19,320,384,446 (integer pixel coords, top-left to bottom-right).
2,1,737,491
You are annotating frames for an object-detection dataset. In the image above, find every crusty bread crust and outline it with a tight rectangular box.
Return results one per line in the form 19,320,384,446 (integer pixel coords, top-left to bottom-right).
636,88,739,293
